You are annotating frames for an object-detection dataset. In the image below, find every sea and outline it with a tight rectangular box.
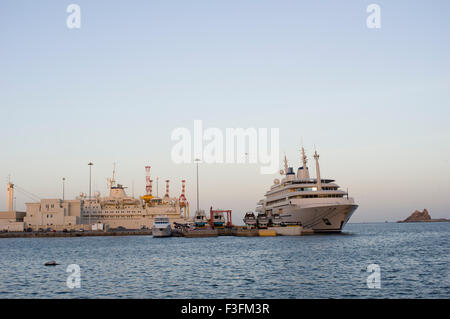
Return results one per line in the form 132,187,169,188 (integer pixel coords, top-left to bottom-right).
0,222,448,299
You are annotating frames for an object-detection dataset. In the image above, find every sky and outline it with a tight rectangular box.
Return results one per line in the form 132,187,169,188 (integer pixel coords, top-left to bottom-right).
0,0,449,223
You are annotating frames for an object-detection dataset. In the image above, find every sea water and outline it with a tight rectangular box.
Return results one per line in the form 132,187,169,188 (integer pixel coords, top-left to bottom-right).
0,222,448,298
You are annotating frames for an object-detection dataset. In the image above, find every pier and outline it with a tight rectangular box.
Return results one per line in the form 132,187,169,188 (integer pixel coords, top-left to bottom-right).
0,230,153,238
0,226,316,238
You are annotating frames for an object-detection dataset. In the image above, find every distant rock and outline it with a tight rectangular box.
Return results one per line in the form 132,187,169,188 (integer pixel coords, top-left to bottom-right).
398,209,450,223
403,209,431,222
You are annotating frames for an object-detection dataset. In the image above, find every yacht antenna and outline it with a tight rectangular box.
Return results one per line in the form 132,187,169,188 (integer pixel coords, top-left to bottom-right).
111,162,116,187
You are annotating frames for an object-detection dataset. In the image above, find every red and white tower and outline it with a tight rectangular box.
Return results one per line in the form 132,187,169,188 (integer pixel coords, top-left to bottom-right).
164,180,170,199
149,179,153,196
179,180,187,206
145,166,151,195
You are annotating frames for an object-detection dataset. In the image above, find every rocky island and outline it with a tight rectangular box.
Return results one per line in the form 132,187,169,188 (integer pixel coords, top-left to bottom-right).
398,209,450,223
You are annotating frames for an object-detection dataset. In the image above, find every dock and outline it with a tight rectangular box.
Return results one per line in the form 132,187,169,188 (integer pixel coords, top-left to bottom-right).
183,229,218,238
232,227,259,237
0,230,153,238
0,226,317,239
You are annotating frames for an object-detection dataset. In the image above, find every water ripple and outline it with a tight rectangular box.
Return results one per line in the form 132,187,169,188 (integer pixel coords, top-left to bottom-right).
0,222,448,298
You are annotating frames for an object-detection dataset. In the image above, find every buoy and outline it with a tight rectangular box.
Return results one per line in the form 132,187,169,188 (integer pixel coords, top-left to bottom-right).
44,261,59,266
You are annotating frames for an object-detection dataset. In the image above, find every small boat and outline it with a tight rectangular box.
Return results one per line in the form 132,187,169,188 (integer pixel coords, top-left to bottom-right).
212,211,225,228
152,215,172,237
257,213,269,229
271,213,282,227
243,211,257,228
194,210,208,228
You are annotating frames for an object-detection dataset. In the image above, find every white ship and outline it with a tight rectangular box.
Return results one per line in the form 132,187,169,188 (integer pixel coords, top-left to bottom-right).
80,166,190,230
152,215,172,237
256,148,358,233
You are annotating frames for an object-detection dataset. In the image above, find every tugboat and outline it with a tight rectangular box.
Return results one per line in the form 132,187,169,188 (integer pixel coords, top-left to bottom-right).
243,211,257,228
270,213,283,227
194,210,208,228
257,212,269,229
152,215,172,237
212,211,225,228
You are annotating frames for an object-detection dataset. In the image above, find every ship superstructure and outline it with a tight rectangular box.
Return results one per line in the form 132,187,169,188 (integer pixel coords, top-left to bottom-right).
256,147,358,232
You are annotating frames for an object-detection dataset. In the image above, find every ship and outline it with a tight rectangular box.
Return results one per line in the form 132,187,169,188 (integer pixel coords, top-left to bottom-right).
256,212,269,229
193,210,208,228
212,211,225,228
152,215,172,237
243,211,257,228
256,147,358,233
80,165,190,230
270,213,282,227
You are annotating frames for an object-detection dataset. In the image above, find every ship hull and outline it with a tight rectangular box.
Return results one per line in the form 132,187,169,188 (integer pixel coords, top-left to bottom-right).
195,222,207,228
279,204,358,233
213,222,225,227
152,226,172,237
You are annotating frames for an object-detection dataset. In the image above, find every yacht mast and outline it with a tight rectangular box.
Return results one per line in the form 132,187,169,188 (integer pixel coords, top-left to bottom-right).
298,147,311,180
313,150,322,191
284,154,288,175
301,147,307,169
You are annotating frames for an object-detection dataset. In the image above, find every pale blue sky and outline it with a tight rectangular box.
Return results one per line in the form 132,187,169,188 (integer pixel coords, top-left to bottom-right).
1,0,449,222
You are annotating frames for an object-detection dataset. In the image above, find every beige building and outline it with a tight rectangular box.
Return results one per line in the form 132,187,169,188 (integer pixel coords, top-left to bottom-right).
0,210,26,232
24,199,82,230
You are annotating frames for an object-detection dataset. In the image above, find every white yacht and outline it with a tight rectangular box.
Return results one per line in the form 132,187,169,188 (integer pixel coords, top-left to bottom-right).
256,148,358,233
152,215,172,237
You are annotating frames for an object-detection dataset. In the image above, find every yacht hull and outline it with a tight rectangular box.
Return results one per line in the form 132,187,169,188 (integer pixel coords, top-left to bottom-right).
152,226,172,237
280,204,358,233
